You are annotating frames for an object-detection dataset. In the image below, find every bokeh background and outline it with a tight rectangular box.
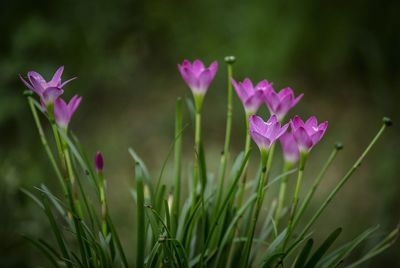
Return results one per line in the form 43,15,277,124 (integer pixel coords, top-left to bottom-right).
1,0,399,267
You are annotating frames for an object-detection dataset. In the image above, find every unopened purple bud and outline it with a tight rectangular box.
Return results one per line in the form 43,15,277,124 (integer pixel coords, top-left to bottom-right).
95,151,104,172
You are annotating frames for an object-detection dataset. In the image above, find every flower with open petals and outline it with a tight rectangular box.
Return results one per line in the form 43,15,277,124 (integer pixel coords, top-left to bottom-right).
250,115,289,152
264,87,303,121
177,59,218,96
279,132,299,164
54,95,82,129
232,78,273,115
290,116,328,153
20,66,76,106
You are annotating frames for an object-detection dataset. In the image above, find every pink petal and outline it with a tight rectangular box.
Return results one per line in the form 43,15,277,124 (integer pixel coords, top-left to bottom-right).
250,115,269,134
61,77,77,88
318,121,329,132
19,75,34,91
28,76,45,95
290,116,304,130
242,78,254,92
265,90,280,112
280,132,299,163
306,116,318,128
292,93,304,108
192,60,205,76
278,87,294,98
208,61,218,78
67,95,82,115
28,71,47,89
232,78,249,103
42,87,64,105
54,98,69,128
197,69,212,93
178,66,196,89
49,66,64,87
255,80,273,91
266,114,278,125
293,127,313,152
250,130,271,150
243,91,263,114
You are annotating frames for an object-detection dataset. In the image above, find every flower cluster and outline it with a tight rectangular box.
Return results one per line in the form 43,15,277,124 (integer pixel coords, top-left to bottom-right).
20,66,81,129
178,59,328,163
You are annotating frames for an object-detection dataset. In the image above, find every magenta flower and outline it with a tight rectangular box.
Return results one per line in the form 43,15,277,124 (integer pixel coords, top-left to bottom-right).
20,66,76,106
95,151,104,172
232,78,273,115
279,132,300,164
177,59,218,96
290,116,328,153
54,95,82,129
249,115,289,151
264,87,303,121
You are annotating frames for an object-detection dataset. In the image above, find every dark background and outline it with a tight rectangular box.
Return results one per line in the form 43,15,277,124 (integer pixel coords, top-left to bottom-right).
1,0,399,267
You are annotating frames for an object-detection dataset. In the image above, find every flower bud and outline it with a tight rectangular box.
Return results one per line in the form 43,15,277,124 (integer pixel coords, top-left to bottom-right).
95,151,104,172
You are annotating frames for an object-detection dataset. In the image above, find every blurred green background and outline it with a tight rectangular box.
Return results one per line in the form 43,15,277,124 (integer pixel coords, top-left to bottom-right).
1,0,399,267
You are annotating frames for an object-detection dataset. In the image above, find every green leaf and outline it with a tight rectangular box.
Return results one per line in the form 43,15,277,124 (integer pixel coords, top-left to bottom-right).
41,195,71,266
303,227,342,268
135,161,146,268
319,225,380,268
106,215,129,268
22,235,61,268
344,227,398,268
214,194,257,265
129,148,154,199
20,188,44,209
145,242,161,268
294,239,314,268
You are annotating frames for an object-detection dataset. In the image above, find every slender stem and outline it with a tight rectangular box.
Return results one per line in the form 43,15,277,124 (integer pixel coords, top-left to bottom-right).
215,61,234,211
241,149,269,267
172,98,183,236
293,147,339,226
60,132,83,217
237,113,252,206
193,110,202,199
295,123,388,245
274,162,293,228
98,171,108,236
136,165,145,268
28,97,66,194
283,153,307,250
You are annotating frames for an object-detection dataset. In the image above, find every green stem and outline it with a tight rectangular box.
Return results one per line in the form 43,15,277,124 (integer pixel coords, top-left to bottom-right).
241,149,269,267
237,113,252,207
136,165,145,268
295,123,388,246
293,147,339,227
59,133,88,266
28,98,66,194
172,98,183,236
283,153,307,250
193,110,202,199
60,132,83,218
274,162,293,228
215,61,234,211
98,171,108,237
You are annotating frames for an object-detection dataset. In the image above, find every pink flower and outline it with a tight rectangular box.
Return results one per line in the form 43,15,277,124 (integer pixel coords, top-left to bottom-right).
20,66,76,106
232,78,273,114
250,115,289,151
279,132,299,164
95,151,104,172
264,87,303,121
177,59,218,95
290,116,328,153
54,95,82,129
